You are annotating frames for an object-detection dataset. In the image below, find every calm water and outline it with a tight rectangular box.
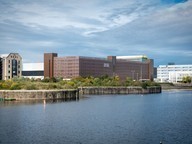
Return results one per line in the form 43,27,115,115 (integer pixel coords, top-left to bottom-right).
0,90,192,144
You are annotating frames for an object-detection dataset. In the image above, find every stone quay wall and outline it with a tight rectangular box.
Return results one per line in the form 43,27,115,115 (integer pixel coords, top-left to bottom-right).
79,86,162,95
0,89,79,100
0,86,161,100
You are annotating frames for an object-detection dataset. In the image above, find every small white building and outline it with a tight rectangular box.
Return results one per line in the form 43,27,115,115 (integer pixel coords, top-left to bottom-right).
22,63,44,79
157,64,192,83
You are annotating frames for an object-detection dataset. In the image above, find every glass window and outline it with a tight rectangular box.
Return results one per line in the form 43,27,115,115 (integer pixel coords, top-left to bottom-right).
12,59,17,76
8,65,10,68
8,70,10,73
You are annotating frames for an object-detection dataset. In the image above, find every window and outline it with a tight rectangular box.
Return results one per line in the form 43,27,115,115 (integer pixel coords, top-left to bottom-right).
8,76,10,79
8,70,10,73
18,71,20,74
8,65,10,68
8,60,10,63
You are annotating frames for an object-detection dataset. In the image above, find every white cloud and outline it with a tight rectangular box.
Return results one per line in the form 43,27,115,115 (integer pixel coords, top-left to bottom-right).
0,0,163,35
0,0,191,65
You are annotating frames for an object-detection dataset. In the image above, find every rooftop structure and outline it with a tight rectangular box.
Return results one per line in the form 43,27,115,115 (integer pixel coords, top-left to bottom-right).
116,55,148,62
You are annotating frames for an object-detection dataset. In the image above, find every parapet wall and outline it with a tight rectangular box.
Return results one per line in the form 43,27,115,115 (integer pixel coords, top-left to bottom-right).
0,89,79,100
79,86,161,95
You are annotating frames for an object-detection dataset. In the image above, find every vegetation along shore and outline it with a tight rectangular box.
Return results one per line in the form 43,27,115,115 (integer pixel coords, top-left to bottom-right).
0,76,160,90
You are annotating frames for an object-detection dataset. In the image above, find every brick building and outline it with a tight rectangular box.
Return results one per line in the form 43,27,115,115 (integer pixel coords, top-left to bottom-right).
44,53,57,78
44,53,154,80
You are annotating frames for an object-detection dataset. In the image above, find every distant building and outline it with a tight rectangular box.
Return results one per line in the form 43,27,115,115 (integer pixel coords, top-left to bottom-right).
22,63,44,79
0,53,22,80
44,53,57,78
44,53,154,80
169,71,192,83
157,64,192,83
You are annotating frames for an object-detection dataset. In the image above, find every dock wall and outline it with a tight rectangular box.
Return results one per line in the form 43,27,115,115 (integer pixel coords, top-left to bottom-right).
0,86,161,100
79,86,161,95
0,89,79,100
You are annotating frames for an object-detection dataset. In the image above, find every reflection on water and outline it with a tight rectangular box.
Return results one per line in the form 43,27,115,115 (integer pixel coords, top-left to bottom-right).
43,99,46,111
0,98,80,107
0,90,192,144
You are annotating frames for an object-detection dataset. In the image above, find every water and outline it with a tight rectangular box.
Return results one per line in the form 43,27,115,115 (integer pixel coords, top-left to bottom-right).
0,90,192,144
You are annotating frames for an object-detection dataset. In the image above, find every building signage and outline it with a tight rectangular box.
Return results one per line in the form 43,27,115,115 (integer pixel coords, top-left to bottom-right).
104,63,109,68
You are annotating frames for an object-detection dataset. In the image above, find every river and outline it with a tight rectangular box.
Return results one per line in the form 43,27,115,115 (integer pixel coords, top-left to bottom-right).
0,90,192,144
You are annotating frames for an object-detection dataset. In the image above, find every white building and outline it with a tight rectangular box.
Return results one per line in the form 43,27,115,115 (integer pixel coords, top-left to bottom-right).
22,63,44,79
157,64,192,83
169,71,192,83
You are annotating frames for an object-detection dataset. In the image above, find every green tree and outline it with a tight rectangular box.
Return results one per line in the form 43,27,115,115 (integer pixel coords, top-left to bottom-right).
125,77,133,86
182,76,191,83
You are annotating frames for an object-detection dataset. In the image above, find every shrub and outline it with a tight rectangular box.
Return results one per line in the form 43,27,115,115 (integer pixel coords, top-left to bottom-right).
10,83,21,90
50,77,57,83
1,80,13,89
47,84,57,89
141,82,148,89
42,78,50,83
24,83,37,90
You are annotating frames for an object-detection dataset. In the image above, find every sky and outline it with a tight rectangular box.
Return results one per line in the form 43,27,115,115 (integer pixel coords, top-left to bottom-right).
0,0,192,66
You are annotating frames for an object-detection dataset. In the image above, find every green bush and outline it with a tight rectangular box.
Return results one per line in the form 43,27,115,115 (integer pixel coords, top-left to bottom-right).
47,84,58,89
182,76,191,83
141,82,148,89
42,77,50,83
24,83,37,90
1,80,13,89
10,83,21,90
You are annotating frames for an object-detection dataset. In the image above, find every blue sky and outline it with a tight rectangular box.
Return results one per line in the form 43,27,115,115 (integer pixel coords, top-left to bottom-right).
0,0,192,66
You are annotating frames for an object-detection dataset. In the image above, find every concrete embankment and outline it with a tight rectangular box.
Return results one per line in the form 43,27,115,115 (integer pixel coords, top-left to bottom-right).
0,89,79,100
79,86,161,95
